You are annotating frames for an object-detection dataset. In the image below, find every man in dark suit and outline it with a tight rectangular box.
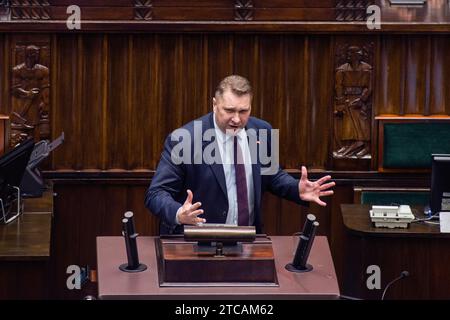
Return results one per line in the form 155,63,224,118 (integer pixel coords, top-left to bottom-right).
145,75,335,235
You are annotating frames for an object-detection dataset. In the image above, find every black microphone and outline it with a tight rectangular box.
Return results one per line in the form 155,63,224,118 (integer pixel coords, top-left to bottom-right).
381,270,409,300
285,214,319,273
119,212,147,273
124,211,136,234
301,214,316,238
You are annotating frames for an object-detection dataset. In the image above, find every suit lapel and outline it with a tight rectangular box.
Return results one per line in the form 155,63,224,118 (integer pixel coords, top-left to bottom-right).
204,113,228,198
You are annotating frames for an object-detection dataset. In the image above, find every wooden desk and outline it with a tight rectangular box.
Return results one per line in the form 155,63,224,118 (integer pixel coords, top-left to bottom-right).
0,190,53,299
341,204,450,300
97,236,340,300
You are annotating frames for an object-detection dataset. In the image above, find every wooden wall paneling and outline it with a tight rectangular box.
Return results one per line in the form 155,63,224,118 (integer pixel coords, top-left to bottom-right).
282,35,307,169
0,262,49,299
53,35,80,170
50,34,57,168
148,35,165,170
51,184,83,299
232,35,259,99
279,198,304,236
107,35,131,169
207,34,234,104
158,35,182,135
179,35,209,125
395,239,431,300
404,35,429,115
80,35,105,170
341,231,364,299
429,35,450,115
51,183,158,299
279,196,332,238
260,192,280,235
152,35,177,168
429,240,450,299
232,35,262,143
132,34,157,170
307,35,333,169
329,184,354,293
100,185,128,237
100,36,109,170
363,238,431,300
0,35,9,151
127,185,160,236
257,35,291,168
377,35,406,116
443,35,450,116
371,34,381,170
127,34,140,170
0,35,9,117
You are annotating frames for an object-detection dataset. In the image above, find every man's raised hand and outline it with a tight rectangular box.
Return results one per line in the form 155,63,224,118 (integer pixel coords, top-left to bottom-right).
176,189,206,225
298,166,335,207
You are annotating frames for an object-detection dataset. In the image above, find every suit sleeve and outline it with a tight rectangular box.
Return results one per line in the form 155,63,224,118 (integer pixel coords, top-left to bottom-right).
268,168,309,207
145,134,184,230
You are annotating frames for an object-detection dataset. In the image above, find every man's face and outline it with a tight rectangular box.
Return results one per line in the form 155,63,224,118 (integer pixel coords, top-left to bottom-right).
213,89,251,134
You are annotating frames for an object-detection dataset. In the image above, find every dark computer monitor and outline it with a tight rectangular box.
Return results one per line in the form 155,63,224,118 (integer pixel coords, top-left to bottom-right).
0,138,35,220
430,154,450,214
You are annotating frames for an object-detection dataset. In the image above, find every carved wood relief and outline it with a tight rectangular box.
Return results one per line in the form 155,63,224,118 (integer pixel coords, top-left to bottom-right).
335,0,374,21
333,42,374,160
10,0,50,20
0,0,9,20
234,0,253,21
134,0,152,21
10,43,50,147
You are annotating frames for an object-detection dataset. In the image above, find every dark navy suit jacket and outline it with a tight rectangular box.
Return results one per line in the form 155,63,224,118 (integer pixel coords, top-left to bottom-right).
145,112,308,235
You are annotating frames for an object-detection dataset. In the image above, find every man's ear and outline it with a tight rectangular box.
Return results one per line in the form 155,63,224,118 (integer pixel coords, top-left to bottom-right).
212,97,217,111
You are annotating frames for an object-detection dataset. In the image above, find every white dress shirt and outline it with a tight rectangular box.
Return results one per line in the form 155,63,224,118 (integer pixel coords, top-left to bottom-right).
213,115,255,225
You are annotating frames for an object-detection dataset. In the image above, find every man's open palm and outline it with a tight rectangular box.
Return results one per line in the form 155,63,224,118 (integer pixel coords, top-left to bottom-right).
298,166,335,206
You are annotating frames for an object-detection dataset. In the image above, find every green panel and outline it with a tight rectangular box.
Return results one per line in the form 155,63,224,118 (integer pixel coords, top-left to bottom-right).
361,191,430,206
383,123,450,168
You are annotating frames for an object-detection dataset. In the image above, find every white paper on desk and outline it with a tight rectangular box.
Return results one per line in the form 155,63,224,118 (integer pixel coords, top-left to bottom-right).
439,212,450,233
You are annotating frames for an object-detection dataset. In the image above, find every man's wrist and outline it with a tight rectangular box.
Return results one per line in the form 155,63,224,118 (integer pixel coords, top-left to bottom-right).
175,206,182,225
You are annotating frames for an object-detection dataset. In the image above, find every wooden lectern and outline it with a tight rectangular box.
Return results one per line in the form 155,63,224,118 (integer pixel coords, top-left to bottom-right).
97,235,340,299
156,235,278,286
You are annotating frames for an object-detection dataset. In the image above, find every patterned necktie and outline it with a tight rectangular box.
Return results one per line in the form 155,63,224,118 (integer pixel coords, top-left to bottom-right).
234,136,249,226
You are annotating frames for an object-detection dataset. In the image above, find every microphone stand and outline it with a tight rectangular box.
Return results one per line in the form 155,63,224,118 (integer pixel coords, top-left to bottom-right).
119,211,147,273
381,271,409,300
285,214,319,273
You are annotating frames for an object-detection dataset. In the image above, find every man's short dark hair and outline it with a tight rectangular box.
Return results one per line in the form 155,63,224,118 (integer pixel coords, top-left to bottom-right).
215,75,252,99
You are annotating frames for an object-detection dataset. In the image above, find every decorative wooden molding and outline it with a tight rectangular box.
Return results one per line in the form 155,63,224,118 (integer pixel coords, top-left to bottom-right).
234,0,253,21
10,0,50,20
335,0,374,21
134,0,152,21
10,43,50,147
333,42,374,161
